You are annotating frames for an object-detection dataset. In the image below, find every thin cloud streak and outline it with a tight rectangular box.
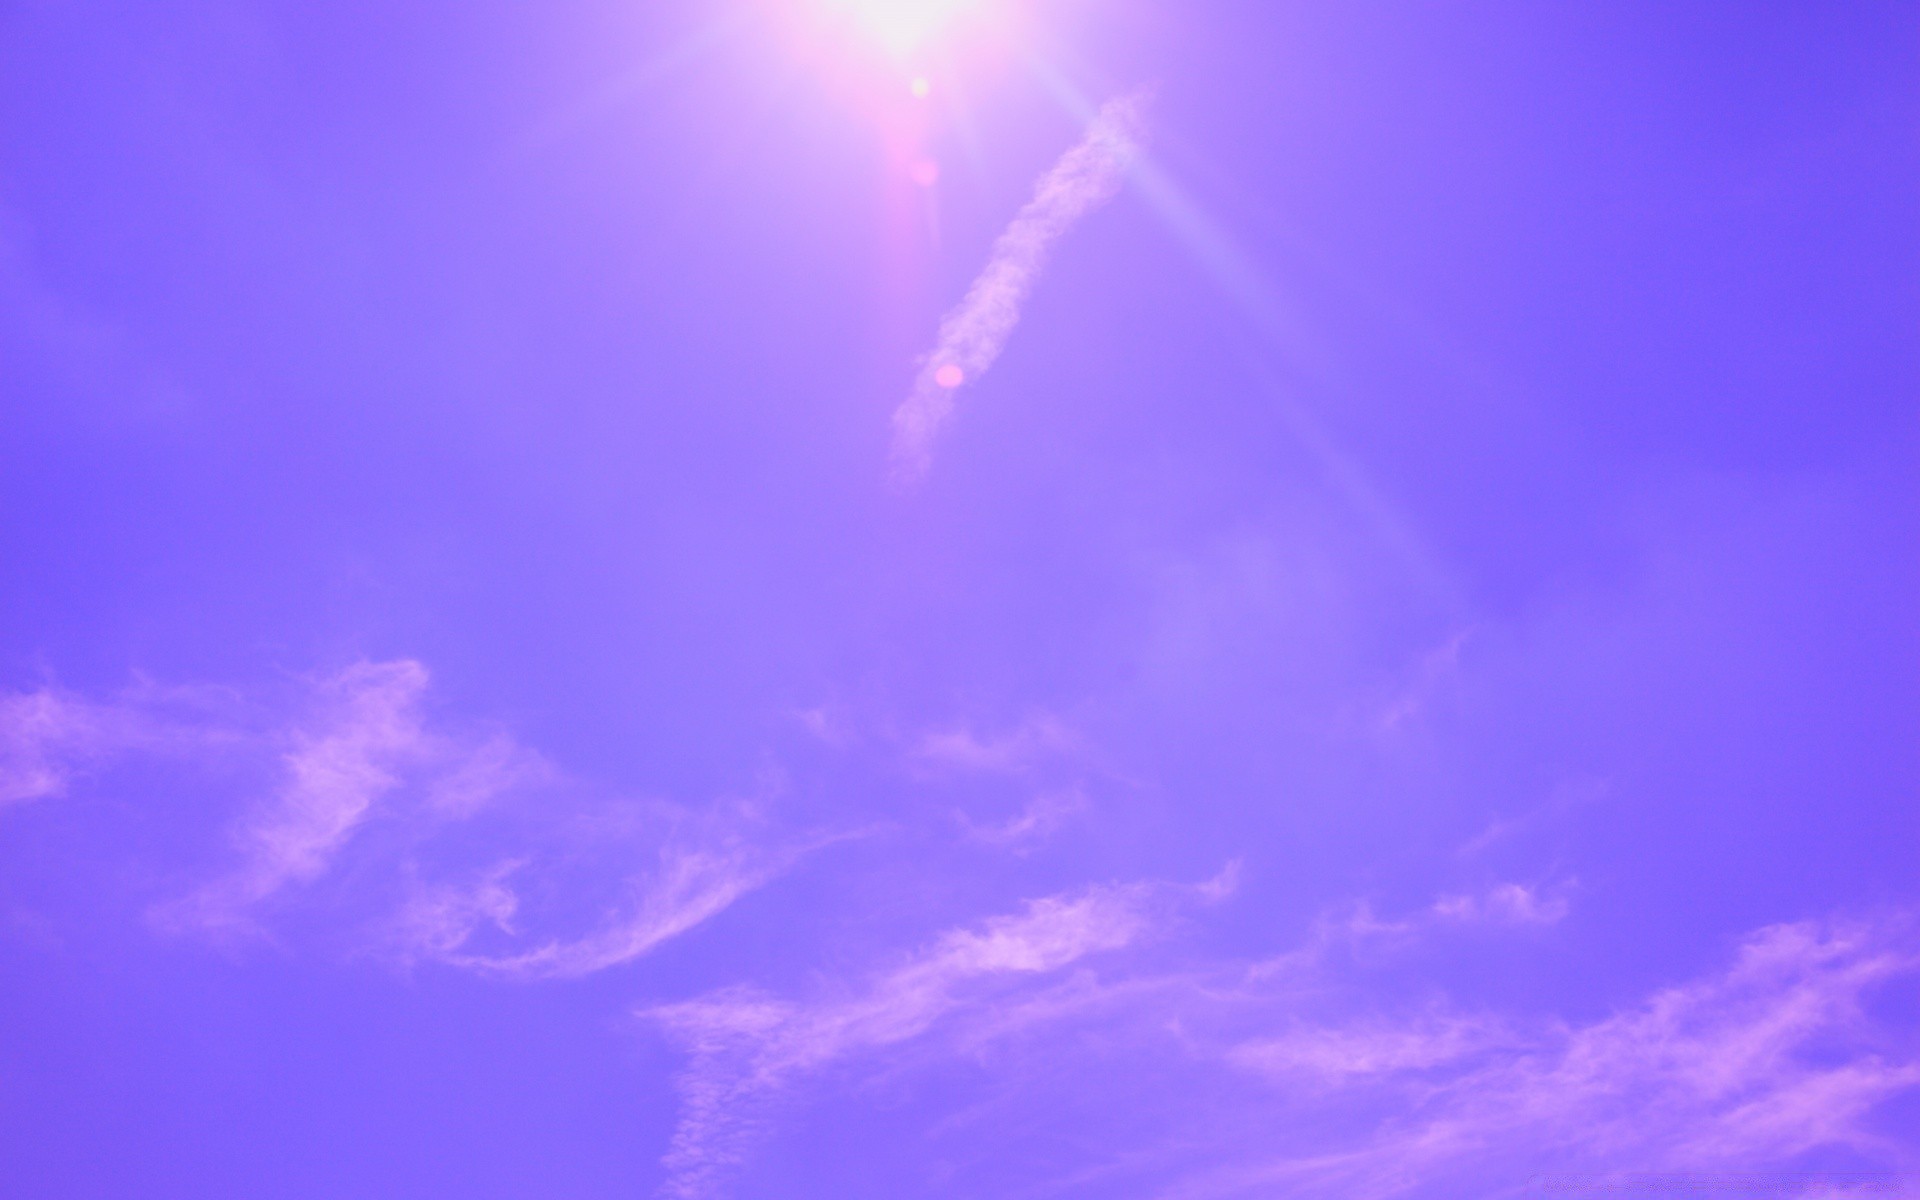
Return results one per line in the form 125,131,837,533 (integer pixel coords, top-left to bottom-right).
153,660,436,935
12,659,785,969
431,840,799,981
647,882,1171,1198
1193,914,1920,1198
1430,881,1569,927
0,682,226,807
0,688,121,806
890,90,1150,483
641,879,1917,1198
1249,883,1574,980
911,712,1078,775
960,785,1087,850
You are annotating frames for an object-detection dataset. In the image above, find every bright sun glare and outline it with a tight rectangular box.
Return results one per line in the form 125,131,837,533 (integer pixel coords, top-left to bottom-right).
816,0,984,58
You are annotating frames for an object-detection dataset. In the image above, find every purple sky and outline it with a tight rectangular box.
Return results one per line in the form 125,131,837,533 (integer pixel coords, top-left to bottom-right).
3,3,1917,1197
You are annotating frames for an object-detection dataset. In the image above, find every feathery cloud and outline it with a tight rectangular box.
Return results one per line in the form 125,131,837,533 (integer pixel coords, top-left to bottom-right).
1250,882,1574,979
9,659,791,969
1430,881,1569,927
647,882,1166,1198
960,786,1088,850
0,689,115,806
429,837,797,981
641,877,1918,1199
911,712,1079,775
890,90,1150,483
0,683,213,806
153,660,437,935
1227,1012,1514,1083
1198,914,1920,1198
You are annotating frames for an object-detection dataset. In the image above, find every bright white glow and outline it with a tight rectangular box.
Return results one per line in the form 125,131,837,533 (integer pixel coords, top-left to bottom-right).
817,0,981,58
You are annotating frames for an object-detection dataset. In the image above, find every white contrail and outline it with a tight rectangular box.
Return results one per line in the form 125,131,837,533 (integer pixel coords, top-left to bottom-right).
890,91,1150,483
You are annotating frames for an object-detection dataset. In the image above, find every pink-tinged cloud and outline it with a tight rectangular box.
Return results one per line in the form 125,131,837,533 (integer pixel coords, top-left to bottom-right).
1248,883,1576,980
1183,914,1920,1198
647,882,1168,1198
387,861,525,961
1430,881,1569,926
0,684,208,806
153,660,437,934
380,778,823,980
889,90,1150,483
11,659,779,970
911,711,1079,775
0,689,104,806
978,910,1915,1196
641,887,1918,1199
428,839,794,981
1227,1012,1514,1082
960,785,1088,850
424,730,555,817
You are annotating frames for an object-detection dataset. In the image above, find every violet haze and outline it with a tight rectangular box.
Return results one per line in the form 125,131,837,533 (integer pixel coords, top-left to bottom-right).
2,2,1916,1198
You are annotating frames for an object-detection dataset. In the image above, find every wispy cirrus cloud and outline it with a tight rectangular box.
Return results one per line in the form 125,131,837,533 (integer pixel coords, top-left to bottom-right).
0,681,224,807
0,688,122,806
386,860,525,961
4,660,796,971
637,871,1918,1199
1193,914,1920,1199
1430,881,1569,927
425,730,556,818
415,825,807,981
959,785,1088,850
646,880,1189,1198
152,664,803,967
1225,1010,1514,1084
889,90,1150,483
910,711,1079,776
905,711,1110,853
152,660,441,935
1250,882,1574,979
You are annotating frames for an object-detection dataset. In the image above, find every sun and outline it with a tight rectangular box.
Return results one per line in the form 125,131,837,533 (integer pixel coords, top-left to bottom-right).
811,0,991,60
773,0,1028,94
770,0,1033,214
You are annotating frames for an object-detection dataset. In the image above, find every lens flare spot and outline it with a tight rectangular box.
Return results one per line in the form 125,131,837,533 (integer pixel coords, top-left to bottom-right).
910,158,940,187
934,363,965,388
910,76,931,99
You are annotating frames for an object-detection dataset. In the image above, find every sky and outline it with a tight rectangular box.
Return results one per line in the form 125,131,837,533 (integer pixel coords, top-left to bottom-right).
2,2,1917,1197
